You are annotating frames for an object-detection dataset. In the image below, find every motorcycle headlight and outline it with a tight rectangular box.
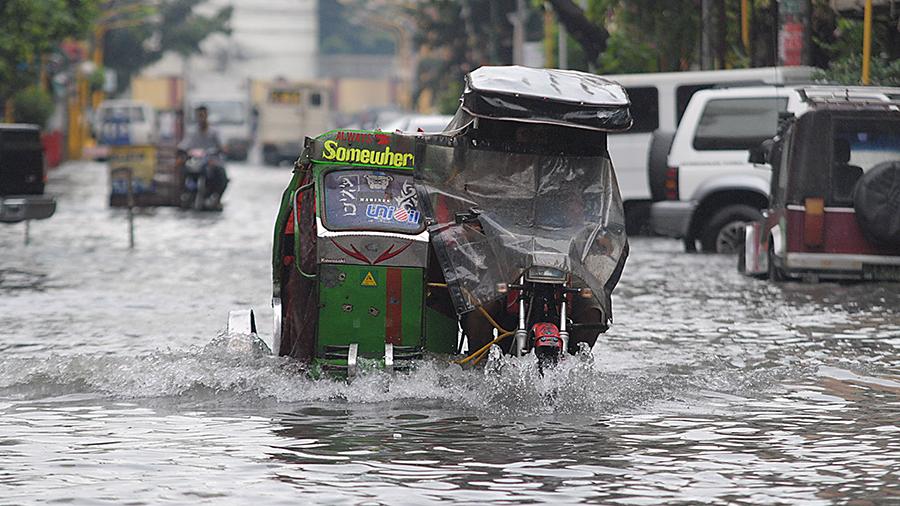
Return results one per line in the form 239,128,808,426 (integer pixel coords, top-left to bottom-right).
524,266,567,284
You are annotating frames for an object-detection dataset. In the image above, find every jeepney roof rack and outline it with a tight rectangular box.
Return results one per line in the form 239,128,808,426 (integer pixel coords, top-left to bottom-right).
798,86,900,108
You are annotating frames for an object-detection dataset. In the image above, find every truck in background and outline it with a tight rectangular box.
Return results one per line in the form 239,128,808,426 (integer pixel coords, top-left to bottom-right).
254,79,332,166
184,74,253,161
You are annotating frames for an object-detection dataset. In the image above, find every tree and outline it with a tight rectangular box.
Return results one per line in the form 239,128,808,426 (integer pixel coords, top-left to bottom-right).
545,0,609,66
0,0,98,104
102,0,232,92
409,0,530,112
814,15,900,85
594,0,701,72
320,0,396,55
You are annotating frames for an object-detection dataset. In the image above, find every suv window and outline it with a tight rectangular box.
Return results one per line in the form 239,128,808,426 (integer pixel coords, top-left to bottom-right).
613,86,658,134
831,118,900,205
692,97,787,151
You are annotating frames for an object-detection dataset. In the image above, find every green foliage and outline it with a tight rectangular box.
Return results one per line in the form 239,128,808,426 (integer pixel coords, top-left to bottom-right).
103,0,232,92
0,0,99,101
595,32,658,74
814,54,900,86
12,87,55,128
814,16,900,86
596,0,701,72
319,1,396,55
89,67,106,91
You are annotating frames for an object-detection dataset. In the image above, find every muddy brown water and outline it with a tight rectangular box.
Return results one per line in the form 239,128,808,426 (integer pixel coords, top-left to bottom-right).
1,162,898,505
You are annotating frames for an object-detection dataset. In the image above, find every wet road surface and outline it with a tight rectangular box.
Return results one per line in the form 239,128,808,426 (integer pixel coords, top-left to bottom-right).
1,161,898,504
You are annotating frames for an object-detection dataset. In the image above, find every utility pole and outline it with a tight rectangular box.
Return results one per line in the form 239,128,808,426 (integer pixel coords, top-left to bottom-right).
510,0,527,65
701,0,715,69
741,0,751,54
558,16,568,69
862,0,873,84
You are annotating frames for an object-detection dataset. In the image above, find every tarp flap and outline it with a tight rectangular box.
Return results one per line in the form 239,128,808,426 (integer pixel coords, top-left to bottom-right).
462,66,633,132
417,141,628,318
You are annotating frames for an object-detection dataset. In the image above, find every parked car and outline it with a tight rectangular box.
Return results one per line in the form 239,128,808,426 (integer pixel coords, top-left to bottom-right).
648,81,891,253
605,66,815,232
0,124,56,223
380,114,453,134
740,87,900,281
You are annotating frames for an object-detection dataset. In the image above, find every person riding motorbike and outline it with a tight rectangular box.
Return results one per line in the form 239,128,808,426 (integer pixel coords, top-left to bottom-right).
177,105,229,210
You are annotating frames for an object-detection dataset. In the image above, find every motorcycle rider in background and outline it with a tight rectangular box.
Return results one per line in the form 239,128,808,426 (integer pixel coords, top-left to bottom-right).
177,105,229,210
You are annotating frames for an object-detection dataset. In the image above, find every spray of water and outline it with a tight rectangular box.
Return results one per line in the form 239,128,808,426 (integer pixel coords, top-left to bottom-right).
0,332,807,416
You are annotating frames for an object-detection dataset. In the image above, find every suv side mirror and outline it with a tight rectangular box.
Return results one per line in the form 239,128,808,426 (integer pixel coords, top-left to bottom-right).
748,139,773,165
748,145,767,164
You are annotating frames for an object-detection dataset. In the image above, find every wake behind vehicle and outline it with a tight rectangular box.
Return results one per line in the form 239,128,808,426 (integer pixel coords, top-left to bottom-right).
248,66,631,375
740,87,900,281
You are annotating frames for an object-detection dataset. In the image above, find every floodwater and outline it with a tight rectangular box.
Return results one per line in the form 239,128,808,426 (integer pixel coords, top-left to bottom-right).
1,162,898,505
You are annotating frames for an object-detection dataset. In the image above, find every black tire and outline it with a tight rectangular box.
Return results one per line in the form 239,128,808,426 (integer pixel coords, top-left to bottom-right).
699,204,762,254
647,129,678,202
853,160,900,248
737,242,746,274
767,243,784,282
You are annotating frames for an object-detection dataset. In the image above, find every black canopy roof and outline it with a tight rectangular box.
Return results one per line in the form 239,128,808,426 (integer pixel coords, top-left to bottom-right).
459,66,633,132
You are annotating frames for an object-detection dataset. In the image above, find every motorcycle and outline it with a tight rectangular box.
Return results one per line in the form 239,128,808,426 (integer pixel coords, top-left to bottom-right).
419,65,632,371
181,148,227,211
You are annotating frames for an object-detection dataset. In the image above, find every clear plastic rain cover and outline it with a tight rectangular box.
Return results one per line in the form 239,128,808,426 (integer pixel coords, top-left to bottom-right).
417,139,627,317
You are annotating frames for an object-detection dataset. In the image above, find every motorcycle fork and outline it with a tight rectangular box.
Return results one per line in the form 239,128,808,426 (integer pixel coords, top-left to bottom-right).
514,282,568,356
514,276,527,356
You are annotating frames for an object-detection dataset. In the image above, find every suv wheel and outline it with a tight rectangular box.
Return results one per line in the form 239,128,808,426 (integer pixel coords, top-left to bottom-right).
700,204,762,254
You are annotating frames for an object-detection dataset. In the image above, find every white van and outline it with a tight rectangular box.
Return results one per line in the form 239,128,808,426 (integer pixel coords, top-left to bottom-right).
605,66,815,231
94,99,158,146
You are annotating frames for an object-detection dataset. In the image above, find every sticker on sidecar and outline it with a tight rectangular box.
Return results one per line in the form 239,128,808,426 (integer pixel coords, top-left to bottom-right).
361,272,378,287
365,204,420,225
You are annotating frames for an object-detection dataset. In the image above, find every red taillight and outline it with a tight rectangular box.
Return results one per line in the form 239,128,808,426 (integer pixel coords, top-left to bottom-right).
664,166,679,200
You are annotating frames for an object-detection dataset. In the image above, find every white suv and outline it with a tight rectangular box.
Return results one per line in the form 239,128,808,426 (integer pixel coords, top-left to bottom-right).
650,86,812,253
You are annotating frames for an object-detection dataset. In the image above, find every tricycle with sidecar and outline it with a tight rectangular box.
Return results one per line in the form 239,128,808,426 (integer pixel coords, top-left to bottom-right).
237,66,633,375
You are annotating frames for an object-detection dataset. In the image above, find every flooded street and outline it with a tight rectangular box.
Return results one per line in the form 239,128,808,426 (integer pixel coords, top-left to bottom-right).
1,161,899,505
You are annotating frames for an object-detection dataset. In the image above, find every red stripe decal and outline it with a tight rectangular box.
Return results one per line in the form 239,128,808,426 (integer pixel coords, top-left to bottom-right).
373,241,412,265
330,239,371,264
385,268,402,346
